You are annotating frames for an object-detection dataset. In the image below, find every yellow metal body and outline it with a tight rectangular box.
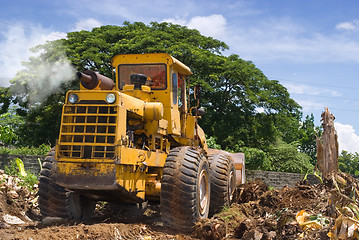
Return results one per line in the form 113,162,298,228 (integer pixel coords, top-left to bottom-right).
55,53,208,202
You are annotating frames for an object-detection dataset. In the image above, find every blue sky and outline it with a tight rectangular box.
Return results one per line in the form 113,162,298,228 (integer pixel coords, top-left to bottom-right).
1,0,359,152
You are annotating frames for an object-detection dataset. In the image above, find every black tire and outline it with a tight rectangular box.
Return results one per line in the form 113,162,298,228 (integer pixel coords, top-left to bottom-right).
208,154,236,216
38,148,96,220
160,146,210,232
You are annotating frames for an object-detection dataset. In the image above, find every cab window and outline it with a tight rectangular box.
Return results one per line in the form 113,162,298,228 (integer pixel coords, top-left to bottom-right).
172,73,178,104
118,64,167,90
178,74,184,107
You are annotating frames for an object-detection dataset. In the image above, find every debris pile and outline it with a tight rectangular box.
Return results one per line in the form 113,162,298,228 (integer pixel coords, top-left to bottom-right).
195,178,333,239
0,169,40,228
327,172,359,239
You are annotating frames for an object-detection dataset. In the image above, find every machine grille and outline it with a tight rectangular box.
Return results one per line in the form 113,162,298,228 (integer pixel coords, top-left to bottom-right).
58,102,117,159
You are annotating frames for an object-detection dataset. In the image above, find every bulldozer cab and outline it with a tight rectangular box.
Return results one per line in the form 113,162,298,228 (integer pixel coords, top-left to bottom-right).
111,53,194,138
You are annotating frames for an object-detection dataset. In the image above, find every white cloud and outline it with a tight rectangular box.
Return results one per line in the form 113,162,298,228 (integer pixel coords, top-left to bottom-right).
226,17,359,63
164,14,227,39
0,24,66,86
336,20,359,31
162,17,187,27
285,83,321,96
187,15,227,38
73,18,102,31
284,83,341,97
335,122,359,153
57,1,359,64
296,99,325,112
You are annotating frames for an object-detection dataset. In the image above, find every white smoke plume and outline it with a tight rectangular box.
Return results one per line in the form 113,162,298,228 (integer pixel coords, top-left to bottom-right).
10,55,76,107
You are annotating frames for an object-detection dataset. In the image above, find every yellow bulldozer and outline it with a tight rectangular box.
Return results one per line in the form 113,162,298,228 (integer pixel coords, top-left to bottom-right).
38,53,245,231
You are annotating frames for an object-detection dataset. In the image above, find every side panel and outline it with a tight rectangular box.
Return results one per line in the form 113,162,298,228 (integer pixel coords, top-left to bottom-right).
117,106,127,144
185,115,196,139
117,146,167,167
116,165,146,200
170,107,181,135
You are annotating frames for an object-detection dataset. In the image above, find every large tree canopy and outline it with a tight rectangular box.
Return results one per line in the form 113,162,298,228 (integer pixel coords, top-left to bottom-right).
2,21,314,172
199,54,302,150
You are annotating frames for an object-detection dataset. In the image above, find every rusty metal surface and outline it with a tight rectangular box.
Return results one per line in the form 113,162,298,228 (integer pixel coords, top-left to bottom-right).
77,70,114,90
76,71,93,83
55,160,117,189
55,167,117,190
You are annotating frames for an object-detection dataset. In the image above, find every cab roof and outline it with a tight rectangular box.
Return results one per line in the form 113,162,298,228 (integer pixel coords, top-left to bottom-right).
111,53,193,76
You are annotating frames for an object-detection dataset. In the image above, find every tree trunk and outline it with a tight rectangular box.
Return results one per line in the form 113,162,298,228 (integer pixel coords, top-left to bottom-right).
316,107,338,180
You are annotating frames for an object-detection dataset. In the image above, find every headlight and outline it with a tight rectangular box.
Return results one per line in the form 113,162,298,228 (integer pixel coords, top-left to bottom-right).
106,93,116,104
68,94,78,104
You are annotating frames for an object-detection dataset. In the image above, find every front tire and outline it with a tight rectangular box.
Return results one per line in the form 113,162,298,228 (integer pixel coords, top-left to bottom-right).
160,146,210,232
208,154,236,216
38,148,96,220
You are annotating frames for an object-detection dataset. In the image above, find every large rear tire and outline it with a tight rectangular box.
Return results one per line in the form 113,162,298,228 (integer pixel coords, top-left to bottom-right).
208,153,236,216
160,146,210,232
38,148,96,220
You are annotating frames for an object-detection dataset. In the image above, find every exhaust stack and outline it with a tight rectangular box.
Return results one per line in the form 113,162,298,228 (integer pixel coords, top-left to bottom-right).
76,70,114,90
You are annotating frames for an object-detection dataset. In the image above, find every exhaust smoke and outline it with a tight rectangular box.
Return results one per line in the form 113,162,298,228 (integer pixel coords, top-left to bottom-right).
10,54,75,107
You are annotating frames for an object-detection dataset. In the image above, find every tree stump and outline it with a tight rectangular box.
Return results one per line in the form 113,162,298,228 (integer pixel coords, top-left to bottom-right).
316,107,338,180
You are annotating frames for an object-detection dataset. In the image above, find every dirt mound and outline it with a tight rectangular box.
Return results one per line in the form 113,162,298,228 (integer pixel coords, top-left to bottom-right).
237,178,269,203
195,178,332,239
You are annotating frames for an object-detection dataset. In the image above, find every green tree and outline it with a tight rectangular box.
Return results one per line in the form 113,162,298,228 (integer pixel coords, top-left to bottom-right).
268,139,313,173
239,147,271,171
0,108,24,146
0,87,11,114
298,114,319,165
200,54,302,150
339,150,359,175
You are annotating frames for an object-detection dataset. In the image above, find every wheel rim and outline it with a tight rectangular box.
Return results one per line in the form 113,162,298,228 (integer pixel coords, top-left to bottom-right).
228,170,236,203
198,169,209,216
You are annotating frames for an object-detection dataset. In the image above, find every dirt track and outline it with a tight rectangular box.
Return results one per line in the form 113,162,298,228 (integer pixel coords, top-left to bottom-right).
0,205,196,239
0,219,192,240
0,195,194,240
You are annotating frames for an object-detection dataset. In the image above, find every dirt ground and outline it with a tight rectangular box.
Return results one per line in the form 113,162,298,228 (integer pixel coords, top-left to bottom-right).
0,173,338,240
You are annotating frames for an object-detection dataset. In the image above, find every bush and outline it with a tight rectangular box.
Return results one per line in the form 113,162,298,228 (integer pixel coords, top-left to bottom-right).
4,158,39,192
0,110,24,146
268,140,314,173
207,135,221,149
0,124,17,145
239,147,271,171
0,144,50,155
